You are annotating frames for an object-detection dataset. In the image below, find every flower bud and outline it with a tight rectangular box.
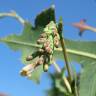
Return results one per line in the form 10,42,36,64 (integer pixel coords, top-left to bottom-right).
43,41,50,48
37,38,46,44
26,55,33,61
20,64,34,76
53,28,58,36
43,64,49,72
40,33,47,38
54,39,59,48
37,56,44,65
39,48,44,53
45,46,52,54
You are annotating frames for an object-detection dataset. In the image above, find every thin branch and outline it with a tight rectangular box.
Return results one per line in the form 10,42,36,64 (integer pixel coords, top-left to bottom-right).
53,61,72,93
0,10,25,25
57,18,73,83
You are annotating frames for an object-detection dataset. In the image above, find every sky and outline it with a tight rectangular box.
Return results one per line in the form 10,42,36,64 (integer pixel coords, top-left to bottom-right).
0,0,96,96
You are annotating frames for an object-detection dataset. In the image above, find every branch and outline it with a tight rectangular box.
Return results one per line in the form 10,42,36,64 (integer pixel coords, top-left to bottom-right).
53,61,72,93
58,18,73,83
0,10,25,25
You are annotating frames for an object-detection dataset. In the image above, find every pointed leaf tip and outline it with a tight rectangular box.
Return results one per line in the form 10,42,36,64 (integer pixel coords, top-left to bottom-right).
35,6,56,28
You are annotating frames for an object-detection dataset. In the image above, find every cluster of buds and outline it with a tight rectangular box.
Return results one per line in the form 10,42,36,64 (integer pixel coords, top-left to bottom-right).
20,21,60,77
20,54,45,77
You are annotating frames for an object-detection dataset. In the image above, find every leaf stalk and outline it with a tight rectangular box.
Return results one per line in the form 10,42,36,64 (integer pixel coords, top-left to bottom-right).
53,61,72,93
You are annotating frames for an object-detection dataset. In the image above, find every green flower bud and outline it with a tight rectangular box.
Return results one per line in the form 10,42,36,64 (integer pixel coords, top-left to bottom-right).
43,64,49,72
39,48,44,53
37,38,46,44
54,37,59,48
40,33,47,38
24,21,59,73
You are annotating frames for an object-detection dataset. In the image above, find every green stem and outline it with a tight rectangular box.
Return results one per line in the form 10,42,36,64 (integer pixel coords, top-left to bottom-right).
53,61,72,93
72,65,79,96
57,18,73,83
74,83,79,96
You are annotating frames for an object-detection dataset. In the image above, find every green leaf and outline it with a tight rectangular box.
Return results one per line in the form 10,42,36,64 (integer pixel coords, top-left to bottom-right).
0,22,42,64
0,21,43,83
45,73,68,96
64,40,96,96
28,64,43,83
53,40,96,96
0,6,56,83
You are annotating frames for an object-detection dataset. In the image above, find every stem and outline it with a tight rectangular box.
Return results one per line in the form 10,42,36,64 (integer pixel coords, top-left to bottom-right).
74,83,79,96
72,66,79,96
58,18,73,83
61,37,73,82
0,10,25,25
53,61,72,93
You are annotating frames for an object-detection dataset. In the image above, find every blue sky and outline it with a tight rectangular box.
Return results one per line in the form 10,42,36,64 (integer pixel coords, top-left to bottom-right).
0,0,96,96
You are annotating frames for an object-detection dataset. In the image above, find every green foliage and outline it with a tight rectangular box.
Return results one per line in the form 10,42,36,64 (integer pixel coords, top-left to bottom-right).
65,40,96,96
0,6,56,83
45,73,68,96
0,6,96,96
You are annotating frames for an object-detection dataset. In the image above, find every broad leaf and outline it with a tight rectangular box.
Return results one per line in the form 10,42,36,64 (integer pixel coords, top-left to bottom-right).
0,6,56,83
64,40,96,96
50,40,96,96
